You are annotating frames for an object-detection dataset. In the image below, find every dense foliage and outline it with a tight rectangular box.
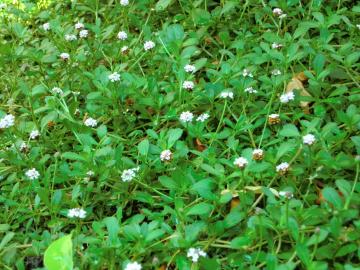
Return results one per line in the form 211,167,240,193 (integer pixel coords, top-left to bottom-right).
0,0,360,269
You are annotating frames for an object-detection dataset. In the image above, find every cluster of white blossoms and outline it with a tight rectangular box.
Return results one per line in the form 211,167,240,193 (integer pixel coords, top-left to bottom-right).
245,86,257,94
252,148,264,160
273,8,287,19
67,208,86,219
280,91,295,103
160,149,172,162
124,262,141,270
184,64,196,73
121,46,129,53
84,117,97,127
144,40,155,51
79,29,88,38
220,91,234,99
271,69,281,76
121,167,140,182
51,87,63,96
234,157,248,169
20,142,29,152
182,80,194,90
65,34,77,41
117,31,128,40
276,162,290,173
25,168,40,180
42,22,50,31
108,72,121,82
242,69,253,77
303,134,316,145
29,130,40,139
196,113,210,122
271,42,282,49
0,114,15,129
60,52,70,60
187,247,207,263
180,111,194,123
75,22,84,29
120,0,129,6
279,190,294,199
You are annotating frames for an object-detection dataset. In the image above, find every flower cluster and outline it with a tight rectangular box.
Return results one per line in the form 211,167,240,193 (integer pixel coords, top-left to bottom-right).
121,167,140,182
187,248,207,262
109,72,121,82
160,149,172,162
124,262,142,270
0,114,15,129
67,208,86,219
84,117,97,127
280,91,295,103
25,168,40,180
234,157,248,169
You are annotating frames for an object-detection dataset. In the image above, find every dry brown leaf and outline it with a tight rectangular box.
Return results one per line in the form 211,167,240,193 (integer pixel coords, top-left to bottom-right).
230,197,240,210
286,72,312,114
158,265,166,270
195,138,206,152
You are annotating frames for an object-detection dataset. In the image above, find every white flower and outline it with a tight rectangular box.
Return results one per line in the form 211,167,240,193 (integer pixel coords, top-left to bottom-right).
124,262,142,270
234,157,248,168
244,87,257,94
117,31,128,40
30,130,40,139
279,190,293,199
160,149,172,162
120,0,129,6
187,248,207,263
108,72,121,82
86,170,95,177
79,29,88,38
357,24,360,30
67,208,86,219
84,117,97,127
272,42,282,49
25,168,40,180
276,162,290,173
0,114,15,129
303,134,316,145
180,111,194,123
271,69,281,76
252,148,264,160
182,81,194,90
121,167,140,182
75,22,84,29
42,23,50,31
279,92,295,103
144,40,155,51
269,113,279,119
20,142,29,152
242,69,253,77
0,3,7,9
220,91,234,99
65,34,77,41
121,46,129,53
273,8,283,16
196,113,210,122
184,64,196,73
60,52,70,60
51,87,63,96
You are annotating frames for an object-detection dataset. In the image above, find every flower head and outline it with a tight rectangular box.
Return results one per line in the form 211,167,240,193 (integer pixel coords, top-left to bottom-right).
30,130,40,139
244,87,257,94
303,134,316,145
67,208,86,218
84,117,97,127
121,167,140,182
252,149,264,161
182,81,194,90
25,168,40,180
117,31,128,40
65,34,77,41
220,91,234,99
280,92,295,103
0,114,15,129
180,111,194,123
75,22,84,29
279,190,293,199
51,87,63,96
273,8,283,16
272,42,283,49
276,162,290,174
234,157,248,169
160,149,172,162
184,64,196,73
79,29,88,38
108,72,121,82
121,46,129,53
271,69,281,76
144,40,155,51
268,114,280,125
20,142,29,153
187,248,206,263
42,23,50,31
196,113,210,122
120,0,129,6
242,69,253,77
87,170,95,177
124,262,142,270
60,52,70,60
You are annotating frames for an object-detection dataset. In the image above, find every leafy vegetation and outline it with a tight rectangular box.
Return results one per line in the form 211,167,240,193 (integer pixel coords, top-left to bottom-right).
0,0,360,269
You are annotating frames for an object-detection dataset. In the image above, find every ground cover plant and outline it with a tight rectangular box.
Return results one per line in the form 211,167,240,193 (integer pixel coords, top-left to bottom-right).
0,0,360,269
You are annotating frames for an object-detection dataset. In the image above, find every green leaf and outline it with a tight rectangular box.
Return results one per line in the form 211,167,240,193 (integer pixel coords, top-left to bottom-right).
167,128,183,147
313,54,326,75
230,236,251,249
296,243,311,267
103,217,119,245
138,139,150,156
279,124,300,137
155,0,173,11
186,202,213,216
322,187,343,209
44,235,73,270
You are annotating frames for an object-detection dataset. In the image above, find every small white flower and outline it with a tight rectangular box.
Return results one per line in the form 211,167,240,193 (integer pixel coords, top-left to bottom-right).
79,29,88,38
196,113,210,122
42,23,50,31
357,24,360,30
108,72,121,82
242,69,253,77
0,3,7,9
180,111,194,123
276,162,290,173
303,134,316,145
220,91,234,99
20,142,29,152
234,157,248,169
25,168,40,180
84,117,97,127
65,34,77,41
120,0,129,6
252,148,264,160
160,149,172,162
144,40,155,51
75,22,84,29
124,262,142,270
279,91,295,103
269,113,279,119
271,42,282,49
279,190,293,199
273,8,283,16
184,64,196,73
51,87,63,96
30,130,40,139
67,208,86,219
182,81,194,90
271,69,281,76
86,170,95,177
121,46,129,53
187,248,207,263
60,52,70,60
117,31,128,40
121,167,140,182
244,87,257,94
0,114,15,129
